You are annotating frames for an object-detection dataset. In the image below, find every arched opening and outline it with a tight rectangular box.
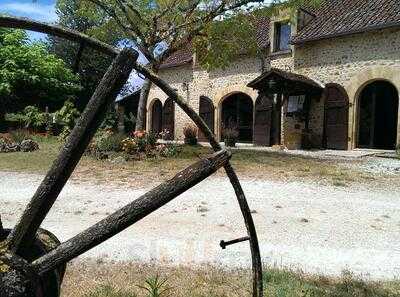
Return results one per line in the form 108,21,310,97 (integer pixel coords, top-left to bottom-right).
162,98,175,140
221,92,254,143
357,81,399,149
199,96,215,141
150,99,162,136
324,84,349,150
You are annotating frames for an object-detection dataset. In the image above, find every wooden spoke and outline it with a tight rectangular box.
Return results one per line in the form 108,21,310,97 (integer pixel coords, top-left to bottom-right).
0,16,118,57
0,16,264,297
32,150,231,275
7,48,138,256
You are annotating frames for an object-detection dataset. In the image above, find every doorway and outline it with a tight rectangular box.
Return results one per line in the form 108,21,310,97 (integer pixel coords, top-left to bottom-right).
221,93,254,143
357,81,398,149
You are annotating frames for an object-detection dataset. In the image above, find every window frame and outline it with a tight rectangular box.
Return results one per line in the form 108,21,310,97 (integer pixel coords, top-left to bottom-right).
274,21,291,53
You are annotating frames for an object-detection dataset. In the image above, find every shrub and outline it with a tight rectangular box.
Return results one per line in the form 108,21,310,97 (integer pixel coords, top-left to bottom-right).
55,101,80,140
138,275,170,297
183,124,198,139
10,129,30,144
222,126,239,140
158,143,180,158
96,132,125,152
100,107,119,131
121,137,138,155
6,106,46,130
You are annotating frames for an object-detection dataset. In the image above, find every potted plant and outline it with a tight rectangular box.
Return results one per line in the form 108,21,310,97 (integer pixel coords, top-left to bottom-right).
223,126,239,147
183,124,198,145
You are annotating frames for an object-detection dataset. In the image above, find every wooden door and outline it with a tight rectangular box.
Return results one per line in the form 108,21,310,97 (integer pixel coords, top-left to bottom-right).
199,96,215,141
151,100,162,136
324,84,349,150
254,95,273,146
162,98,175,140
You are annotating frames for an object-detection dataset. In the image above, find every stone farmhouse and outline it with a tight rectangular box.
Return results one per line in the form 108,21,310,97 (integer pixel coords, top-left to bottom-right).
137,0,400,150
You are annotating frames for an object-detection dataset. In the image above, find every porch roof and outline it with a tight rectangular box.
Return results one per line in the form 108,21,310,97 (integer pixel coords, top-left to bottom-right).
247,68,324,95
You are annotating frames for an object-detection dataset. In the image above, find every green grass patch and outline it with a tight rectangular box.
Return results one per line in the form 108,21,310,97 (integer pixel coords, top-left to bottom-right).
0,135,61,173
77,268,400,297
0,136,387,187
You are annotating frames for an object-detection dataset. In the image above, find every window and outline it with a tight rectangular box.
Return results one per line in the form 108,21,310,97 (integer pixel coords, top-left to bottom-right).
287,95,305,113
275,22,291,52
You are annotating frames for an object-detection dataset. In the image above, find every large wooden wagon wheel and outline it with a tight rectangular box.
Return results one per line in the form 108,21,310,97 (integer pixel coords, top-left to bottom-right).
0,16,263,297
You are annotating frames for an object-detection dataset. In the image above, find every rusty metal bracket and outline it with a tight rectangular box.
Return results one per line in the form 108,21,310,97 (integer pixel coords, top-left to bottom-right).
220,236,250,250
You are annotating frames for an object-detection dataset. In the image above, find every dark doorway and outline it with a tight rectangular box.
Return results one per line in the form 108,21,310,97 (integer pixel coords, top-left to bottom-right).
151,99,162,136
358,81,398,149
199,96,215,141
162,98,175,140
221,93,254,142
324,84,349,150
254,95,273,146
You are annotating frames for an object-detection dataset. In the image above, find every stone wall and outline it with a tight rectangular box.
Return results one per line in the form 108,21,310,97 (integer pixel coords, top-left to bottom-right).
271,27,400,149
148,56,263,140
148,26,400,149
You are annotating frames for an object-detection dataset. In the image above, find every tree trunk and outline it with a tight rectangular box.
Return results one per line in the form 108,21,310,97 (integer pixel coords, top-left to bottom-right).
135,78,152,131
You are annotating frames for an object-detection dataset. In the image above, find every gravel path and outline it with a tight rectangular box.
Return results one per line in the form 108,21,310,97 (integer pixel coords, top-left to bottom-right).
1,171,400,280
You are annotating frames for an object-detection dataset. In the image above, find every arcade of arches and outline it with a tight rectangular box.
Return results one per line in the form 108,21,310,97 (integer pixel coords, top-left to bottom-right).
145,81,399,150
150,98,175,140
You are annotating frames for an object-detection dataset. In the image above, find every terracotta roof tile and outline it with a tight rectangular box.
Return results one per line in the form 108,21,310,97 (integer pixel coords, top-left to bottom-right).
159,46,193,69
160,16,270,69
292,0,400,44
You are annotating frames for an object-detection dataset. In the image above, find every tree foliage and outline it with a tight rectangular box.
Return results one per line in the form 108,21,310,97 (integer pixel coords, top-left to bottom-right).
0,28,81,113
48,0,119,111
54,0,322,130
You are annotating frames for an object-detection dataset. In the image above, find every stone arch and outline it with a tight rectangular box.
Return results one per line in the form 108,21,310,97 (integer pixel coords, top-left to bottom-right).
345,67,400,149
356,80,399,149
212,85,257,141
220,92,254,143
345,66,400,149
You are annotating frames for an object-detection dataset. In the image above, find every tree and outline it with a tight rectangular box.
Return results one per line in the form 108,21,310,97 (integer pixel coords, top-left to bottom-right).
48,0,120,111
0,28,81,130
72,0,321,130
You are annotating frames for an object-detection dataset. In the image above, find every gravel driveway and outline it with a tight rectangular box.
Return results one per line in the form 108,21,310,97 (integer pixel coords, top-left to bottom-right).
1,170,399,280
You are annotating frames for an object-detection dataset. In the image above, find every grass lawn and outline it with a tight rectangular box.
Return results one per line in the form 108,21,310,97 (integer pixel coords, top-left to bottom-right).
0,135,395,188
62,261,400,297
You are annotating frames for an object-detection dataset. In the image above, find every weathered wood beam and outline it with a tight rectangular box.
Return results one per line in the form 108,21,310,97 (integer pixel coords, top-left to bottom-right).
0,16,118,57
32,150,231,274
7,48,138,256
0,16,263,297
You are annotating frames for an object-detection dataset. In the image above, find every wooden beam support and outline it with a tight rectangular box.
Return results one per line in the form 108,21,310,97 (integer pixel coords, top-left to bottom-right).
7,48,138,256
32,150,231,274
133,62,264,297
0,16,118,57
0,16,264,297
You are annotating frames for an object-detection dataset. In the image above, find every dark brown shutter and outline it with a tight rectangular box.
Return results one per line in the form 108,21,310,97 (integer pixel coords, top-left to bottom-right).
199,96,215,141
151,100,162,136
162,98,175,140
254,95,273,146
324,84,349,150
